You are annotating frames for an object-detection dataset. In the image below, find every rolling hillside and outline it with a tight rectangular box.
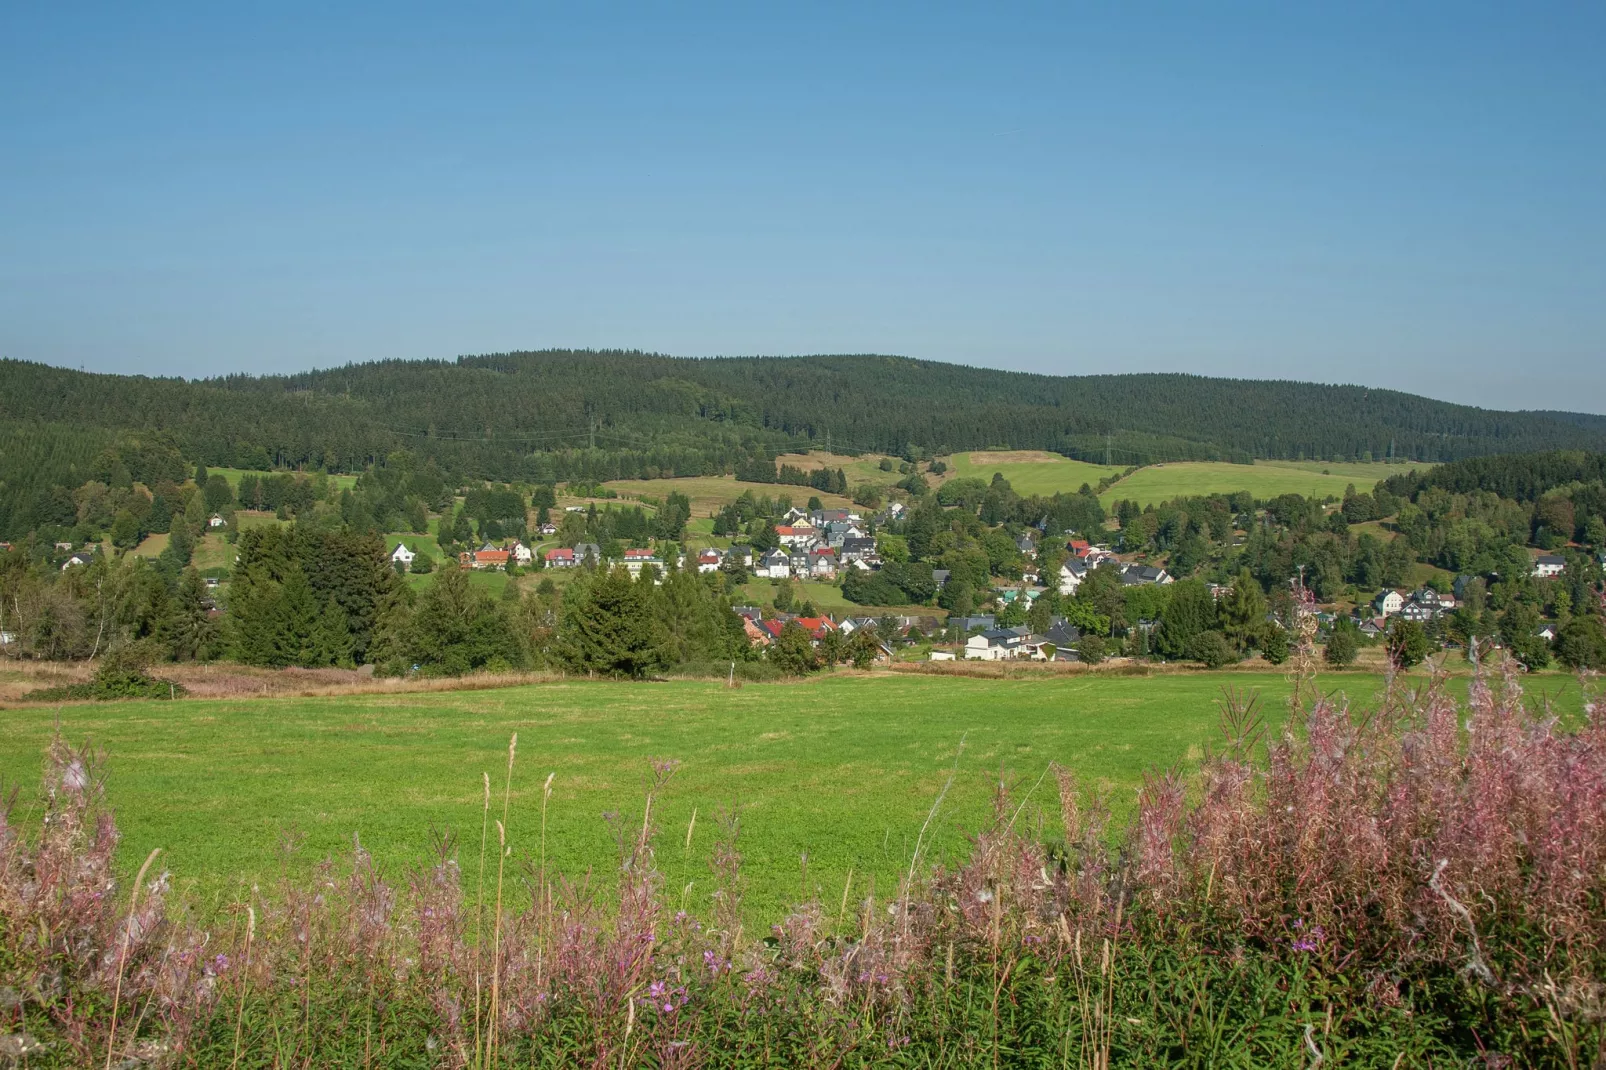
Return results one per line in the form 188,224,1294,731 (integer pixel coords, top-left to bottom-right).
3,352,1603,536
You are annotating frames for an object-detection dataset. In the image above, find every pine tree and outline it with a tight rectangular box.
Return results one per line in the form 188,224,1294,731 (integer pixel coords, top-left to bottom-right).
166,568,216,661
557,566,666,678
310,598,355,667
1218,569,1267,652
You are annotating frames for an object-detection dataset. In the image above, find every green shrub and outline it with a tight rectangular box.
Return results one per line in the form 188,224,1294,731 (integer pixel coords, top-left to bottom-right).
24,648,187,701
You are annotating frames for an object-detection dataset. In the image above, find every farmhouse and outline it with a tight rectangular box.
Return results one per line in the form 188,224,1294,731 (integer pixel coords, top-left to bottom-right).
775,524,818,548
469,548,509,570
1372,589,1405,617
1532,554,1565,578
622,548,662,577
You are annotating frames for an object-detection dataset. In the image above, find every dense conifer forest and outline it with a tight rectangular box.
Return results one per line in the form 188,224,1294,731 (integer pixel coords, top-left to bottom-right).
4,351,1606,538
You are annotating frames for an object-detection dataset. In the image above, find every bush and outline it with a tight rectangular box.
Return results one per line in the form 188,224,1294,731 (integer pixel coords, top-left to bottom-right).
24,648,187,701
1259,624,1289,665
1385,618,1431,668
1076,634,1106,664
1183,629,1237,668
1555,614,1606,669
1324,619,1359,666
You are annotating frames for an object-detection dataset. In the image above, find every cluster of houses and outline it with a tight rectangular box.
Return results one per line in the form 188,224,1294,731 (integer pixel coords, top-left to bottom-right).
1056,541,1172,595
1351,586,1458,638
725,602,1087,663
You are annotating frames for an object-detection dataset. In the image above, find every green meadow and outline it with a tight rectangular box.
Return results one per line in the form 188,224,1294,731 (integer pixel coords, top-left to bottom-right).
0,671,1581,922
1100,460,1413,507
945,451,1123,496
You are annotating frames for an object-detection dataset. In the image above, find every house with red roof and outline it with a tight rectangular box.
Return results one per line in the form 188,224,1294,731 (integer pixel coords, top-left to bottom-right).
544,547,577,568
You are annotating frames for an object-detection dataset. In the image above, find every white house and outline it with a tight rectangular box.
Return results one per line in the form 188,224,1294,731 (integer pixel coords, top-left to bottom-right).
391,543,416,567
1372,589,1405,617
696,549,724,574
1536,624,1557,642
61,554,90,570
208,514,226,529
622,548,660,577
1058,560,1088,596
1532,555,1565,578
510,542,533,566
775,525,818,548
964,628,1029,661
757,548,791,579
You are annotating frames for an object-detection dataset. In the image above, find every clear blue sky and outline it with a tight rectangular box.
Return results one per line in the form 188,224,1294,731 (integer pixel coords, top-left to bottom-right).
3,2,1602,411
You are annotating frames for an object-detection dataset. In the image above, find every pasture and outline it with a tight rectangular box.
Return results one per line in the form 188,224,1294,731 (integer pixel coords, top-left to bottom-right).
601,474,854,517
206,466,360,492
1099,460,1411,507
944,451,1123,496
2,670,1579,923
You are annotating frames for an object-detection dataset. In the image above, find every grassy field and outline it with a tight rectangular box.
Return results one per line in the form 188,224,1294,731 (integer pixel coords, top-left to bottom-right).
1,671,1581,922
602,475,854,518
1099,460,1411,507
944,451,1124,496
207,466,360,491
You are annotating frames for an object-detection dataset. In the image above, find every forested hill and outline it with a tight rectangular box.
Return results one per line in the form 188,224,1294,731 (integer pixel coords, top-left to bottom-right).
3,352,1603,484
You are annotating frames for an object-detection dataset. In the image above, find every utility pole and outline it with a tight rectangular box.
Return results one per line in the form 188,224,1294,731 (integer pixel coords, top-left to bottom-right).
1104,432,1112,467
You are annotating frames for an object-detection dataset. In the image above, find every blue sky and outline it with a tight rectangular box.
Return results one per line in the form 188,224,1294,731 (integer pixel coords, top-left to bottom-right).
3,2,1602,411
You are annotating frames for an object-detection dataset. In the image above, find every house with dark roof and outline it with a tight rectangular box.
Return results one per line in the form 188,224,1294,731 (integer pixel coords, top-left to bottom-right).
964,627,1030,661
1120,564,1171,586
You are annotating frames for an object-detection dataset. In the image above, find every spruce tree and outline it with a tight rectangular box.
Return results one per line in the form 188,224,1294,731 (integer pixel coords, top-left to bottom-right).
1218,569,1268,652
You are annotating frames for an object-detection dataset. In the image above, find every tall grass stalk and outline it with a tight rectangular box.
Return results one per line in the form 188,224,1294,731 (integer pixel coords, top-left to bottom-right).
485,733,516,1065
472,769,489,1070
230,905,255,1070
102,846,160,1070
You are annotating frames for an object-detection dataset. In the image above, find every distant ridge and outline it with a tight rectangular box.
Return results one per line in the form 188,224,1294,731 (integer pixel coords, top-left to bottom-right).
2,351,1603,487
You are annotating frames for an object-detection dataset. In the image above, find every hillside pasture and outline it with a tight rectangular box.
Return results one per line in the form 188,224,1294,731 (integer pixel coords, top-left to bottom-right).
4,671,1572,924
944,451,1123,496
1099,460,1407,507
601,475,854,518
206,466,360,492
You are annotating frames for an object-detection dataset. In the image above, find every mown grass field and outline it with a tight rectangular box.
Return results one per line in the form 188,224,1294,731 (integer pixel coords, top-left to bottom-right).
1100,460,1413,507
601,475,855,518
944,451,1124,496
1,671,1581,923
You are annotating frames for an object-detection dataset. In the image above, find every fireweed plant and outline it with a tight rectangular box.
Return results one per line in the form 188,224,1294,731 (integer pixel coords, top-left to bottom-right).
1,638,1602,1066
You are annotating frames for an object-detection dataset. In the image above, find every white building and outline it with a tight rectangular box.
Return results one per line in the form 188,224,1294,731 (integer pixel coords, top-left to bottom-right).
1532,555,1565,578
391,543,416,566
757,548,791,579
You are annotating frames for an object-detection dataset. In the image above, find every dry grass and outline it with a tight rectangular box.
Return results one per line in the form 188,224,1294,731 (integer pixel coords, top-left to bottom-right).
0,661,569,707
